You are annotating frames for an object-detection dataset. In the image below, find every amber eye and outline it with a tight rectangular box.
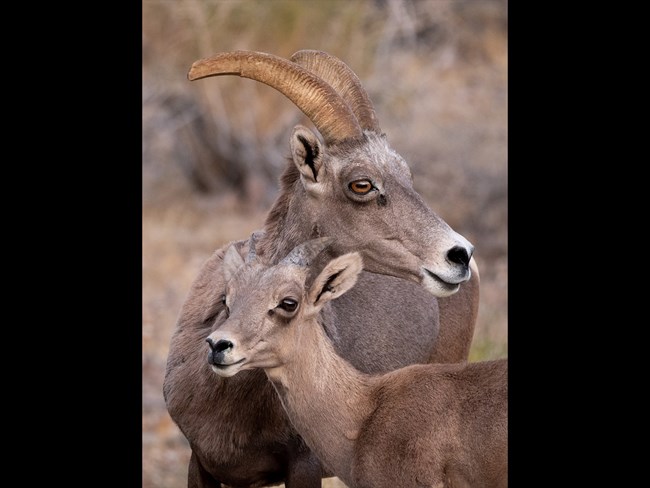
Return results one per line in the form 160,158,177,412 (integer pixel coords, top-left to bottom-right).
278,298,298,312
349,179,373,195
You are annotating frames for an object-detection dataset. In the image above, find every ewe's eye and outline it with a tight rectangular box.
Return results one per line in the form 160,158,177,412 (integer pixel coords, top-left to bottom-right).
349,179,374,195
278,298,298,312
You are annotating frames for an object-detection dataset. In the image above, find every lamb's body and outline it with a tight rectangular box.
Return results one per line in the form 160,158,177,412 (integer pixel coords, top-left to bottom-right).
356,362,508,487
260,316,508,488
209,242,507,488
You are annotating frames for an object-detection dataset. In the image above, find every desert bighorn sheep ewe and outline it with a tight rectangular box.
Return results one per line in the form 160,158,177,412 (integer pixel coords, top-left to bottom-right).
208,238,508,488
164,50,480,487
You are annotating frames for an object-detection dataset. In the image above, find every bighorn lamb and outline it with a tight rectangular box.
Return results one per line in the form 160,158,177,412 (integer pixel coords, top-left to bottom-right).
208,238,508,488
164,50,480,487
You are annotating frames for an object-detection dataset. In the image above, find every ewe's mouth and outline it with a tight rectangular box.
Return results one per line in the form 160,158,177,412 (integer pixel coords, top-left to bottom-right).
212,357,246,370
422,268,459,292
210,358,246,377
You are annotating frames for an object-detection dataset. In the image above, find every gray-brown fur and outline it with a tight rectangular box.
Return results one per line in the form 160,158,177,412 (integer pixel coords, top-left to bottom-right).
209,243,507,488
164,50,480,487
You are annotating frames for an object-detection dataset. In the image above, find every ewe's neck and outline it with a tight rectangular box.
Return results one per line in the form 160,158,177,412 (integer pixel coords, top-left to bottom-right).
265,316,376,484
260,168,319,263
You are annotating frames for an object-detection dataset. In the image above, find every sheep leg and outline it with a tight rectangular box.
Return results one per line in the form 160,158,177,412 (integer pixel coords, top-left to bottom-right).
284,439,324,488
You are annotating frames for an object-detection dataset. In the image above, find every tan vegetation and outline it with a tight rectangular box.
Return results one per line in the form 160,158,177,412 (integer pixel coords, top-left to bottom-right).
143,1,507,486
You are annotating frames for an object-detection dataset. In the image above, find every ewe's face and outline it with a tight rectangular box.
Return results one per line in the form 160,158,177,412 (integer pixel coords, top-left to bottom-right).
302,133,474,298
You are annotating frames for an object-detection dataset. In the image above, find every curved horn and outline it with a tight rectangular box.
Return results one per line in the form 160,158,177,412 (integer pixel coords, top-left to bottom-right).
188,51,363,144
280,237,335,267
290,50,381,133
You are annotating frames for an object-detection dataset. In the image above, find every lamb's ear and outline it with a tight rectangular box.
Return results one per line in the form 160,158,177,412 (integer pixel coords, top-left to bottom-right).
222,245,245,282
307,252,363,311
290,125,324,187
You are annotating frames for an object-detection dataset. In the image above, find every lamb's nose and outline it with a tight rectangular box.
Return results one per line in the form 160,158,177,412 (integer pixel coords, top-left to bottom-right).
207,337,234,353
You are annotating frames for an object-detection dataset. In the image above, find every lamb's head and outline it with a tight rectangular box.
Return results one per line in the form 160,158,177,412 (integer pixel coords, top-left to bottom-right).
207,238,362,377
189,50,473,297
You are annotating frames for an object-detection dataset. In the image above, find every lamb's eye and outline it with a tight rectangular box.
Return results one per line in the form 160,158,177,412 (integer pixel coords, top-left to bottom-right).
278,298,298,312
349,179,373,195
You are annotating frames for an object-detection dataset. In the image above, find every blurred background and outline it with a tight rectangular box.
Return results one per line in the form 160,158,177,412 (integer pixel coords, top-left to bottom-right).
142,0,507,486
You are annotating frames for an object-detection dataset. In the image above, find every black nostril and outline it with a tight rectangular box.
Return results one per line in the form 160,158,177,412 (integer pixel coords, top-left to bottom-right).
447,246,470,267
207,338,234,353
214,339,234,353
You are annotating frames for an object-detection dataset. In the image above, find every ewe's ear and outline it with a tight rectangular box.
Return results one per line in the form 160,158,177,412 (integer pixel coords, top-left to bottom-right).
307,252,363,311
222,245,245,282
290,125,324,186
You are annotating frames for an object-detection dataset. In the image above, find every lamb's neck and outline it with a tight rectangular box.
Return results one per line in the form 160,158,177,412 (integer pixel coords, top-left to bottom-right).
265,317,376,484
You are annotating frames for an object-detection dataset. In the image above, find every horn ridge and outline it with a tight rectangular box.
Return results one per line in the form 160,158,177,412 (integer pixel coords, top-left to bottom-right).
290,49,381,133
